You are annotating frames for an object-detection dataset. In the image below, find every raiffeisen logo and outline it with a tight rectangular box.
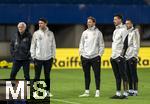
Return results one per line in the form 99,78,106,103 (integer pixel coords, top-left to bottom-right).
0,80,50,104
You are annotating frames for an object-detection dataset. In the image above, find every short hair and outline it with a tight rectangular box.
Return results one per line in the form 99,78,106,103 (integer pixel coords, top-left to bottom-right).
126,18,133,24
17,22,26,29
114,14,123,21
87,16,96,23
39,18,48,24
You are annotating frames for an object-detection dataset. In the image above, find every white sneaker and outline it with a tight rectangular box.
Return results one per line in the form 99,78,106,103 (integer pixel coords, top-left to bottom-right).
47,91,53,97
79,92,90,97
50,93,53,97
133,90,138,96
95,91,100,97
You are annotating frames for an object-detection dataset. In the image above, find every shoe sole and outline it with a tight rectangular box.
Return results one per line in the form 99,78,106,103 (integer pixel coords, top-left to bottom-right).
79,95,90,97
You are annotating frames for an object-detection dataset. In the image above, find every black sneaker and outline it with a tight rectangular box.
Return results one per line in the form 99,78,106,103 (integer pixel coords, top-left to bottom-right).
119,95,128,99
110,95,121,99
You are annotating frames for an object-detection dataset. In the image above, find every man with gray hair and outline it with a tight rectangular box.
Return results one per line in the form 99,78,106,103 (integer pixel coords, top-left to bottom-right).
10,22,32,80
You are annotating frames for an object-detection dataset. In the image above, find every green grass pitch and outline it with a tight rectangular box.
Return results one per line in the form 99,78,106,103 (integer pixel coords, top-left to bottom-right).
0,68,150,104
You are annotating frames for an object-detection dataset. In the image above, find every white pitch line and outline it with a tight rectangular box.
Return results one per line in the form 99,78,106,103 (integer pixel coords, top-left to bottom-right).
51,98,81,104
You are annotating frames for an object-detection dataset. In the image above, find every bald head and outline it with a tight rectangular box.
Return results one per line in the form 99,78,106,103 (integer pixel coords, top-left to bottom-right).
17,22,26,34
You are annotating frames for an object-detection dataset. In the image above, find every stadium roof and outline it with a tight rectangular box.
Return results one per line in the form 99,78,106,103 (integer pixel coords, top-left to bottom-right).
0,0,147,5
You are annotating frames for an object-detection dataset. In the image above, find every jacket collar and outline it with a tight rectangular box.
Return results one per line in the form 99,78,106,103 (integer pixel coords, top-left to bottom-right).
39,27,49,32
116,23,123,29
17,30,27,39
88,26,96,30
128,27,134,32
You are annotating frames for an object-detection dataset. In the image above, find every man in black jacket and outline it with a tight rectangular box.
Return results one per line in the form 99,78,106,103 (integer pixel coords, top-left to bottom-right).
10,22,31,80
